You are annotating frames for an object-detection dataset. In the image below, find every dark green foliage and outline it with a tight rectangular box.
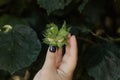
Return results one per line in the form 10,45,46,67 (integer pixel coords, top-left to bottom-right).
37,0,72,14
0,0,120,80
87,43,120,80
79,0,106,24
0,15,41,74
78,0,89,13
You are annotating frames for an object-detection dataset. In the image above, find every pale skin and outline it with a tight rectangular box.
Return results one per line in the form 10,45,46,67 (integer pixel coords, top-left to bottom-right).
34,35,78,80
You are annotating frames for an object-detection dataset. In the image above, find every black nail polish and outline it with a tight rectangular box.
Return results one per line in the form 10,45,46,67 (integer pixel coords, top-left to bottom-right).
49,46,56,52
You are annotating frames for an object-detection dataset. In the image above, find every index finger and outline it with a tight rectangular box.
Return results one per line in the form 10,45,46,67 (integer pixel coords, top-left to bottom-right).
59,35,78,74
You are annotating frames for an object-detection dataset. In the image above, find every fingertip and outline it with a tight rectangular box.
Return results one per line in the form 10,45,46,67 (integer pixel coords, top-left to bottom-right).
70,35,77,46
49,46,57,53
68,33,71,38
46,46,57,58
71,35,76,40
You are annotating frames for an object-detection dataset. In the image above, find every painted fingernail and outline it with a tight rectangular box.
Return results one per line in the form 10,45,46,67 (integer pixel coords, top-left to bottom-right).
49,46,56,53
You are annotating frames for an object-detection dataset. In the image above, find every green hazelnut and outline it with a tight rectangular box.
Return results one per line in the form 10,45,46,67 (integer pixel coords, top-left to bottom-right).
43,21,70,47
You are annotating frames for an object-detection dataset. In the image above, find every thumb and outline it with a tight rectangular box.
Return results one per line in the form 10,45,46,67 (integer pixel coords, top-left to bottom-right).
42,46,57,70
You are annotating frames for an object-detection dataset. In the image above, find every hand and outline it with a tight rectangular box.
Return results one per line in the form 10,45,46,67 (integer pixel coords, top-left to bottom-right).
34,35,78,80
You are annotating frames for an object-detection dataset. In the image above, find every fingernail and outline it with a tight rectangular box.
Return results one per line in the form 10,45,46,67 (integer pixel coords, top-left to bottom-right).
49,46,56,53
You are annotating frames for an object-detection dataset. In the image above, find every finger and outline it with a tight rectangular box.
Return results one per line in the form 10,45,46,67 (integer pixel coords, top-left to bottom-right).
65,34,71,54
42,46,57,70
61,33,71,63
59,35,78,74
56,48,62,68
69,35,78,62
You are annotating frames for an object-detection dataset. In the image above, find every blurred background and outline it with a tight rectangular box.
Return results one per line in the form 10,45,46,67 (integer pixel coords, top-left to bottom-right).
0,0,120,80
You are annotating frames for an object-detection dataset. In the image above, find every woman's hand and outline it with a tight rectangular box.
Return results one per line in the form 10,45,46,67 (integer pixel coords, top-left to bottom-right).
34,35,78,80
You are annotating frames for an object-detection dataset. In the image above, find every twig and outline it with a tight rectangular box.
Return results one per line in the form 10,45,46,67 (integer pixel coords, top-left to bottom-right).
77,37,95,44
91,32,120,43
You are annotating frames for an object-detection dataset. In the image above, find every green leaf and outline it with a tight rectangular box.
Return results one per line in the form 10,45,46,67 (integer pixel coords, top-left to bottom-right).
37,0,72,14
79,0,106,24
0,16,41,74
86,43,120,80
78,0,89,13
